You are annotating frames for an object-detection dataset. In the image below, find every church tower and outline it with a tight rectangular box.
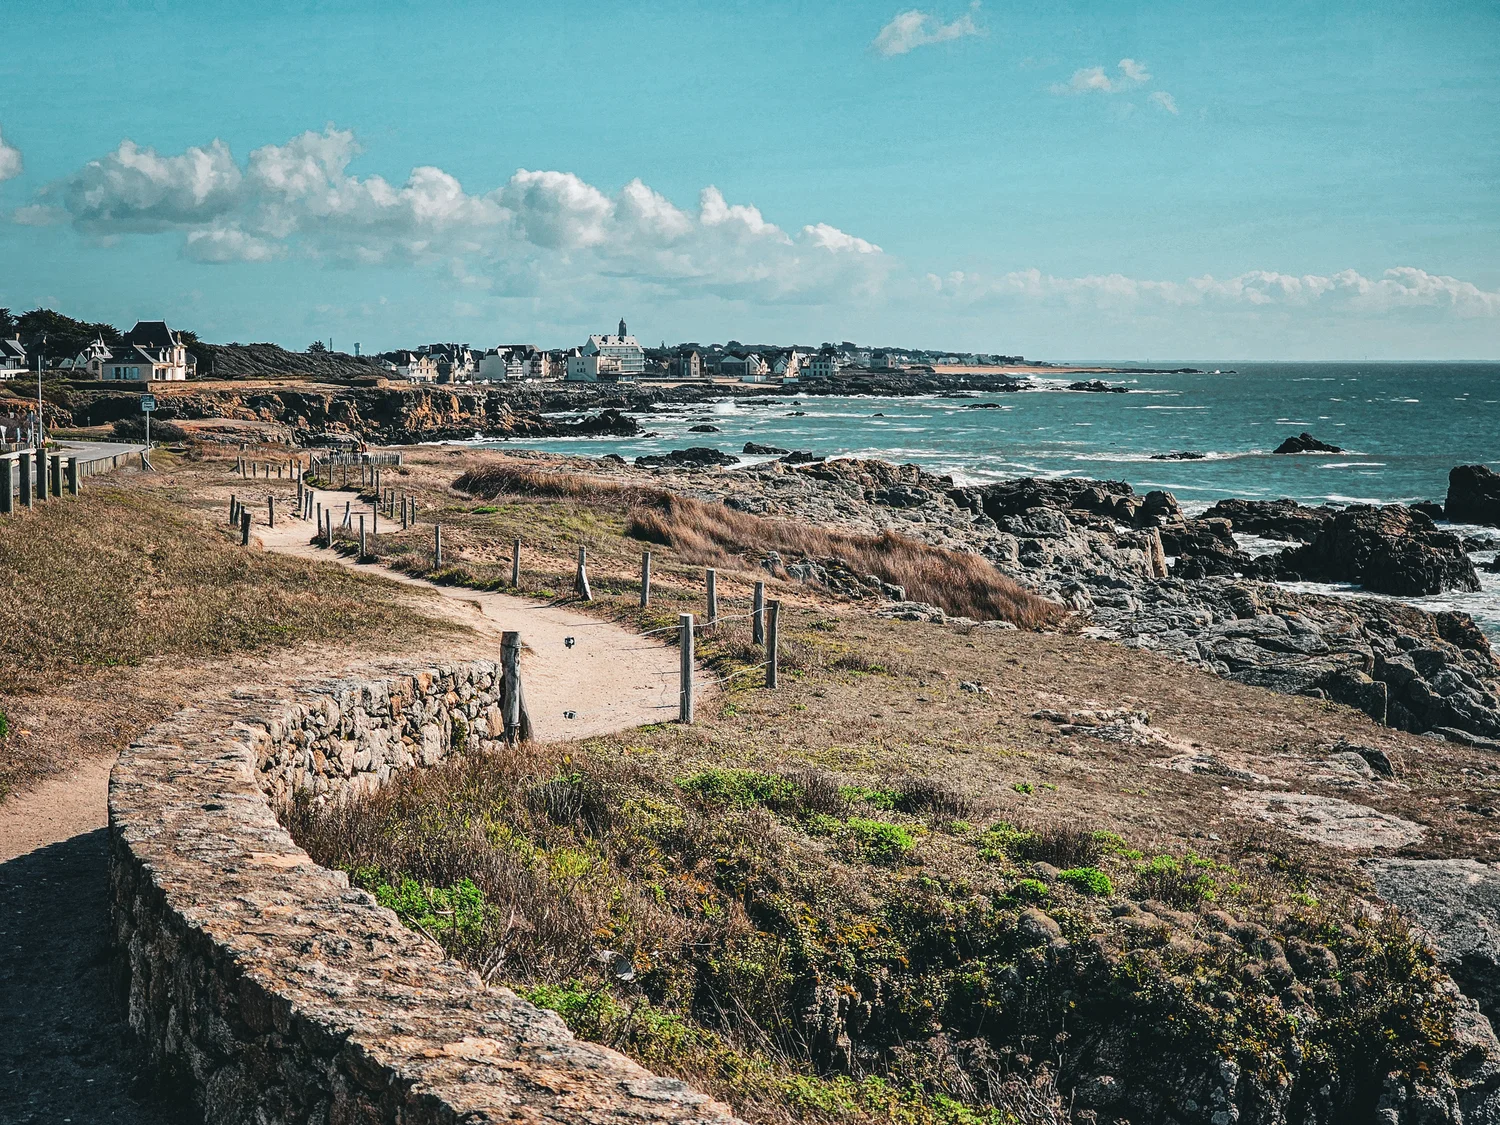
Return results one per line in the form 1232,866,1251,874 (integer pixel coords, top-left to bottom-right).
618,318,628,339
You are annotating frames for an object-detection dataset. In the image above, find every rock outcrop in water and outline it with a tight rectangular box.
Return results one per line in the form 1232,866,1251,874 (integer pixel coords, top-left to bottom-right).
1200,498,1338,542
1273,432,1344,454
1276,506,1481,596
1449,465,1500,528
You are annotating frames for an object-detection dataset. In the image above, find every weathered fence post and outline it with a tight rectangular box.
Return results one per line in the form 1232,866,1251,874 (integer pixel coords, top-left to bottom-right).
240,509,251,546
325,510,333,549
679,614,695,724
36,451,47,501
753,581,766,645
511,538,522,587
359,514,367,559
640,550,652,607
66,457,78,496
18,452,31,509
371,506,378,537
0,457,13,515
705,568,718,624
342,501,351,530
501,631,533,743
49,456,61,498
766,600,781,689
575,545,592,601
434,524,443,568
268,496,275,528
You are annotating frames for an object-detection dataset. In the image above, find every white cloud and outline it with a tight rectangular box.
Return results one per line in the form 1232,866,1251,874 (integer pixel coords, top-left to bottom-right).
926,266,1500,318
35,127,888,306
873,3,984,57
1051,58,1154,96
1148,90,1179,115
12,204,65,226
0,127,21,183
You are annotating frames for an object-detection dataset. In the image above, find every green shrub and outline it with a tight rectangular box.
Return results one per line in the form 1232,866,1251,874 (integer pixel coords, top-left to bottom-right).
1057,866,1114,896
0,707,9,740
839,784,898,809
1007,878,1050,903
371,876,490,944
678,767,801,809
840,817,917,865
1133,853,1235,907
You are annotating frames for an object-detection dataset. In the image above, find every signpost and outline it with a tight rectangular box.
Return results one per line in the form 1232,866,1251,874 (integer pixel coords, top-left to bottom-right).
141,394,156,450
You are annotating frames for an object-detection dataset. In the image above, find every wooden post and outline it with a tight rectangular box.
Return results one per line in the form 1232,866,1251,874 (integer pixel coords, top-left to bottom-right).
315,500,321,532
342,500,351,530
18,452,30,509
325,510,333,549
679,614,695,724
705,568,718,625
359,513,366,559
511,537,522,587
434,523,443,568
753,581,766,645
371,506,378,537
49,455,61,498
640,550,652,607
766,601,781,689
501,631,533,743
240,509,251,546
35,451,47,501
268,496,275,527
401,494,409,529
575,545,592,600
0,457,13,515
66,457,78,496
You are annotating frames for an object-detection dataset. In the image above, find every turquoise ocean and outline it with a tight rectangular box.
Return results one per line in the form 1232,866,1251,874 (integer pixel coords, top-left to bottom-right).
480,362,1500,634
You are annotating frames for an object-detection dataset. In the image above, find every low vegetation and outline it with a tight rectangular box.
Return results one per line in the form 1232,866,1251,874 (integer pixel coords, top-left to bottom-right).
290,738,1458,1125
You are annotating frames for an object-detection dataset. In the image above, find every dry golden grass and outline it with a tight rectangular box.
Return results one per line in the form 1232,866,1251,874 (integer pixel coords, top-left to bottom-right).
456,464,1061,628
0,483,452,795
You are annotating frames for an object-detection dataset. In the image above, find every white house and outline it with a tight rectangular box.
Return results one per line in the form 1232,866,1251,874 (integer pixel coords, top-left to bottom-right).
871,351,907,372
581,318,645,377
566,352,628,382
101,322,196,381
773,349,803,382
60,337,113,377
380,351,439,382
0,338,25,379
721,353,771,382
804,353,838,380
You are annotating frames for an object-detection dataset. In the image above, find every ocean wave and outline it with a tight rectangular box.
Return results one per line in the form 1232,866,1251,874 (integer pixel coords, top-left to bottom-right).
1319,461,1387,469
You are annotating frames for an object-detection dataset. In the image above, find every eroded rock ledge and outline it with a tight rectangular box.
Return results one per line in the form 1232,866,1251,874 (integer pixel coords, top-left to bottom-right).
108,661,739,1125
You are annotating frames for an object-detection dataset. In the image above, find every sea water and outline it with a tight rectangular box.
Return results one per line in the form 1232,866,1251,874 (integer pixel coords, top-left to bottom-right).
481,361,1500,635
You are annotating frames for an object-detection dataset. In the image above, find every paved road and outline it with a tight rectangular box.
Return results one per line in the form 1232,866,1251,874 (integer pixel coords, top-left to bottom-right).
0,830,184,1124
55,439,147,464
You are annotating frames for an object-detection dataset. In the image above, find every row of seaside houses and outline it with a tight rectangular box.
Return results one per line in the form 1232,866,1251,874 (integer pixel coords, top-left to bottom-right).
0,322,197,381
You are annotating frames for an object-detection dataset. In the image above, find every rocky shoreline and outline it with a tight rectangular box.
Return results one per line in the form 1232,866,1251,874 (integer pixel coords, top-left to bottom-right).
554,451,1500,748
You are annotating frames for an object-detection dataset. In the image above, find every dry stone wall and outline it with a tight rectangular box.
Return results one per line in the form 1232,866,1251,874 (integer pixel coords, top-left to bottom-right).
109,660,739,1125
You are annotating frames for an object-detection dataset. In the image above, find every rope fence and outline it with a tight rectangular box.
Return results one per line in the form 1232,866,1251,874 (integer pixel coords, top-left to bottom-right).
253,467,785,726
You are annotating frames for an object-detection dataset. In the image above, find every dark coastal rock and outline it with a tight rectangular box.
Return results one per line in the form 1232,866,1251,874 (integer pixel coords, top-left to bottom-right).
781,450,823,464
1162,519,1275,580
634,447,740,469
556,408,641,438
1448,465,1500,527
1200,498,1338,543
688,423,722,433
1277,505,1480,596
1272,432,1343,454
964,402,1004,409
1413,500,1446,521
1067,380,1128,393
973,478,1183,531
1151,451,1207,461
743,442,791,456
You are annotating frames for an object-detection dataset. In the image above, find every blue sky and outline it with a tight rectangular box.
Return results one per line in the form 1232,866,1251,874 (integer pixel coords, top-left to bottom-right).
2,0,1497,358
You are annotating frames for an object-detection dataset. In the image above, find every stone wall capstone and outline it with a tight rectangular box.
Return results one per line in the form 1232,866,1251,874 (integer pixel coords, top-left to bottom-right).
109,660,741,1125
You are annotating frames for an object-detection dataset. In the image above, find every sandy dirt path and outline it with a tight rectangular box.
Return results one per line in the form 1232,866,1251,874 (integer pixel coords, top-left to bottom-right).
252,495,688,741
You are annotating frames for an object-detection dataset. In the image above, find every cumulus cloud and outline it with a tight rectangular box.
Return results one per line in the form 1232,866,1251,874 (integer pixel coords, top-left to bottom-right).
34,127,888,305
925,267,1500,317
1051,58,1154,96
0,127,21,183
873,2,984,57
1148,90,1179,115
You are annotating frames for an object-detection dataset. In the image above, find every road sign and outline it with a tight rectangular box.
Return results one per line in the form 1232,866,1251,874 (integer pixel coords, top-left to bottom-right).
141,395,157,412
